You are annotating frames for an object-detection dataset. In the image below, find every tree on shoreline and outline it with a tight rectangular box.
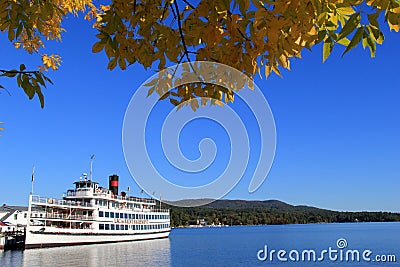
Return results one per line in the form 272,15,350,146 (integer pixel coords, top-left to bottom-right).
1,0,400,115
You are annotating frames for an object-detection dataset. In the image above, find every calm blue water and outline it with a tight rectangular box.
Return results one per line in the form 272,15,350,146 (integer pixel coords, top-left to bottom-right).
1,222,399,266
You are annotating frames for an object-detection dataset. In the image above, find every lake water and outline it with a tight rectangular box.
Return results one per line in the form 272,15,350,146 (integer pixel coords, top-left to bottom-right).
1,222,399,266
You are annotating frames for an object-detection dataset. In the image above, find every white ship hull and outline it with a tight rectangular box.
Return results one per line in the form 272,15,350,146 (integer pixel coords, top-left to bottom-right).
25,228,170,249
25,174,171,249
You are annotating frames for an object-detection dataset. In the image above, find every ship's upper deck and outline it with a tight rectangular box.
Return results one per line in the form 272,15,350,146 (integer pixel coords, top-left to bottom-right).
65,178,156,206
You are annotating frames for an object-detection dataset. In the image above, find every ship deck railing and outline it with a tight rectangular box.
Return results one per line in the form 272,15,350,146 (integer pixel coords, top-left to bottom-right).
150,209,170,213
31,213,95,221
65,191,157,205
31,196,94,208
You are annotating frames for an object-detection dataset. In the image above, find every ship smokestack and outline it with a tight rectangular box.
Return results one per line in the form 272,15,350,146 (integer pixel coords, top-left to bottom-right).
109,174,119,196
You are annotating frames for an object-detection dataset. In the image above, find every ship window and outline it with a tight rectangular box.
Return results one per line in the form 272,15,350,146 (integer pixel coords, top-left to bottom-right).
99,224,104,230
125,225,128,230
120,213,123,218
116,213,120,218
110,212,114,218
116,225,119,230
105,224,110,230
105,212,109,218
99,211,104,217
124,213,128,219
111,224,115,230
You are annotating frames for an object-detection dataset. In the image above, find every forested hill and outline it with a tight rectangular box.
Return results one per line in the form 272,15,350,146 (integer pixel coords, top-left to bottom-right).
164,199,400,227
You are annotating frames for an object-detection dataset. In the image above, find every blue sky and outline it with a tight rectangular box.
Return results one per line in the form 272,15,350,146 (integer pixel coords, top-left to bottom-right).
0,16,399,212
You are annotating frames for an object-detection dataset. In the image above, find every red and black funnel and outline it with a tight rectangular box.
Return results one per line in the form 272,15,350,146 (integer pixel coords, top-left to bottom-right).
109,174,119,196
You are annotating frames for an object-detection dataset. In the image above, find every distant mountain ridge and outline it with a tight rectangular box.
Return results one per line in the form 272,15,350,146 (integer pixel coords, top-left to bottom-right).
168,199,327,211
166,199,400,226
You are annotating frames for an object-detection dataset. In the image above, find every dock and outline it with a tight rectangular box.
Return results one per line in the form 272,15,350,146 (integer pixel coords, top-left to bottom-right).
0,229,26,250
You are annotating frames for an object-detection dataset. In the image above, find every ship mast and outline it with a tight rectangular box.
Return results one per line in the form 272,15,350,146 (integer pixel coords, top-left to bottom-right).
90,154,95,181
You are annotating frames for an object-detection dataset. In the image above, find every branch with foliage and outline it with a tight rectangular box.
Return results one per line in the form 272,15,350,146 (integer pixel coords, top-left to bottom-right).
2,0,400,116
93,0,400,109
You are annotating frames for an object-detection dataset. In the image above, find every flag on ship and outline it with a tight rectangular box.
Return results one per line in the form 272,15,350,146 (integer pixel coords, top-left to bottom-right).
31,166,35,182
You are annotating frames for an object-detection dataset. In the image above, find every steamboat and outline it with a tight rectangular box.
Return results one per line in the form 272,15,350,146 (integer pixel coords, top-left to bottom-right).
25,174,170,248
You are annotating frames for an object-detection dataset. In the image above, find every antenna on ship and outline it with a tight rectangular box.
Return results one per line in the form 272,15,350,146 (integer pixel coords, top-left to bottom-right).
31,165,35,195
90,154,95,181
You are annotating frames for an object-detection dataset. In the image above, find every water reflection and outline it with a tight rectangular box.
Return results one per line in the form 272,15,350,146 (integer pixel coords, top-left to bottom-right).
1,239,171,267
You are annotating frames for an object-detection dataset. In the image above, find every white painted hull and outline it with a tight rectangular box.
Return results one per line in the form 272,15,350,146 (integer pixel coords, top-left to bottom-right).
25,228,170,249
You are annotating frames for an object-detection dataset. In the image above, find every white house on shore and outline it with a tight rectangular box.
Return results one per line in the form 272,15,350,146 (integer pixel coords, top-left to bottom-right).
0,205,29,232
0,204,47,232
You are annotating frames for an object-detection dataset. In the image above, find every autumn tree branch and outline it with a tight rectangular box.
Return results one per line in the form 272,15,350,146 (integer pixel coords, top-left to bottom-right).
173,0,191,63
181,0,195,10
0,69,40,76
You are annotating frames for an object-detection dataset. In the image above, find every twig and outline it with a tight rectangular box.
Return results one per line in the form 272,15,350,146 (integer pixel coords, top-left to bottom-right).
160,1,170,22
173,1,191,63
181,0,195,10
0,69,39,75
237,28,251,42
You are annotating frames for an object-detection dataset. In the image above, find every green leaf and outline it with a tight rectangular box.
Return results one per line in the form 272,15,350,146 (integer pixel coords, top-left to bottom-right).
366,34,377,58
159,92,170,100
1,70,18,78
317,30,326,43
170,98,180,106
16,23,23,38
323,37,334,63
8,29,15,41
17,74,22,87
337,12,360,40
92,42,105,53
368,12,380,28
337,37,350,46
118,57,126,70
147,86,156,97
144,78,158,87
190,99,199,111
34,72,46,87
42,75,54,85
342,27,364,57
107,57,117,70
